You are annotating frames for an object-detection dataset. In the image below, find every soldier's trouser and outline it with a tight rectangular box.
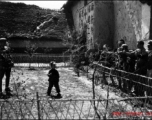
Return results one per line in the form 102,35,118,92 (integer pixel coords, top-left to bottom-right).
0,68,11,93
117,66,123,89
122,78,127,92
47,81,60,95
128,80,133,92
117,71,122,89
127,68,135,92
134,71,147,96
134,79,147,104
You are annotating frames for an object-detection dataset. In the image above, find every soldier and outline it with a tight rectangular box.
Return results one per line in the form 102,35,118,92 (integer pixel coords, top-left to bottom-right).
145,40,152,98
134,41,148,75
146,40,152,97
118,44,129,92
134,41,148,96
99,44,115,67
117,39,125,53
147,40,152,77
116,39,125,89
0,38,14,98
118,44,129,70
126,50,136,93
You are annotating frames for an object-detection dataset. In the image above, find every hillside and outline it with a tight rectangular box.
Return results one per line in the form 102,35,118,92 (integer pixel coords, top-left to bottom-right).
0,1,68,40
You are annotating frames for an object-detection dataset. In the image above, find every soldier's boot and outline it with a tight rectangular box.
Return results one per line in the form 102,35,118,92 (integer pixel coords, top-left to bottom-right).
122,80,128,93
5,87,13,96
117,78,122,90
0,92,6,99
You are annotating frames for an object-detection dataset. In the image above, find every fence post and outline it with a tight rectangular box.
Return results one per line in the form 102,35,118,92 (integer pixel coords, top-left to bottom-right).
63,53,65,67
87,66,88,78
103,68,108,85
38,54,39,68
70,54,72,66
1,104,2,119
92,65,100,119
36,92,41,120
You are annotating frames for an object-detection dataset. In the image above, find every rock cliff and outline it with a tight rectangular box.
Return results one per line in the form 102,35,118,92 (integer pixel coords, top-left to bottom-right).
0,1,68,40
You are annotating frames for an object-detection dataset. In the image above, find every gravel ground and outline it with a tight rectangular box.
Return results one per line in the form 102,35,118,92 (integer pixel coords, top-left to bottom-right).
0,66,147,119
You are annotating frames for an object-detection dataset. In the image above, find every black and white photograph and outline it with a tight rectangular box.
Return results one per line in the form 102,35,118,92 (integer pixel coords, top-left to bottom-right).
0,0,152,119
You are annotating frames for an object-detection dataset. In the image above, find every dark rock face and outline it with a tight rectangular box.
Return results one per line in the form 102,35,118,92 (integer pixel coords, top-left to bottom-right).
139,0,152,6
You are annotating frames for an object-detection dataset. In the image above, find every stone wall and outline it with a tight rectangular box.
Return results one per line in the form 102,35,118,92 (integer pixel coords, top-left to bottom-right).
113,1,141,49
71,1,84,31
70,0,151,50
71,0,95,49
93,1,114,49
113,1,151,49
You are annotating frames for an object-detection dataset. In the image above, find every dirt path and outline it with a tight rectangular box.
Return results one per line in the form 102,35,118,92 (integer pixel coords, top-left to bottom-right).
6,67,94,99
1,67,147,119
2,66,125,101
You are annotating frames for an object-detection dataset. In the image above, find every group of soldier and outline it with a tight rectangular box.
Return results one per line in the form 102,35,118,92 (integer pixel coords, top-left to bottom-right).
98,39,152,96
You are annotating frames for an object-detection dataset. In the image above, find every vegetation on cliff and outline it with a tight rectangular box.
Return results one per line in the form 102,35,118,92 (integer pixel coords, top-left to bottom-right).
0,1,68,40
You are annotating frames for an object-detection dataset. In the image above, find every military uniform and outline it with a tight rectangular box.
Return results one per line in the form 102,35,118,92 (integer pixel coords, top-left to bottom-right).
134,48,148,75
134,48,148,96
146,40,152,99
147,50,152,77
126,51,136,92
117,44,131,92
0,38,13,97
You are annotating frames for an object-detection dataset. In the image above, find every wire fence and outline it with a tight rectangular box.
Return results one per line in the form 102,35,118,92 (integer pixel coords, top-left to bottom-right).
92,63,152,98
14,63,71,68
11,54,71,68
2,57,152,119
1,93,152,120
12,54,70,64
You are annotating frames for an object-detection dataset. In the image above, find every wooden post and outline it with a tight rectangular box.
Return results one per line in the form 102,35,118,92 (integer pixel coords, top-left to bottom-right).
92,66,96,100
36,92,41,120
38,54,39,68
63,53,65,67
1,104,2,119
104,81,109,120
110,75,115,86
87,66,88,78
103,68,108,85
92,65,100,119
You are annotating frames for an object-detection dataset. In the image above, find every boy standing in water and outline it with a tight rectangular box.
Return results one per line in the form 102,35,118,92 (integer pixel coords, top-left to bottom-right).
47,62,62,98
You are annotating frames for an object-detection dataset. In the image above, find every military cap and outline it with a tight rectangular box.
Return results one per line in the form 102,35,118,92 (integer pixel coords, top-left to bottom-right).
138,41,144,45
121,44,128,47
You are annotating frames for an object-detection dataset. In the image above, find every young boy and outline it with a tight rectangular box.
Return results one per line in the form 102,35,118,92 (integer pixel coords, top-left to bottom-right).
47,62,62,98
